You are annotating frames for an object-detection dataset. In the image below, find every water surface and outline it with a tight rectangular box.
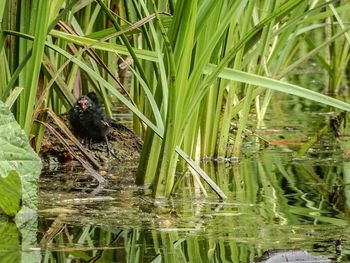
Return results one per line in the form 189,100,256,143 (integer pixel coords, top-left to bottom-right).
33,94,350,262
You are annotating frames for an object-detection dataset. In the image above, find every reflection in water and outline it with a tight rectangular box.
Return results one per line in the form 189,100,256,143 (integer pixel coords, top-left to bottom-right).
6,94,350,262
33,138,350,262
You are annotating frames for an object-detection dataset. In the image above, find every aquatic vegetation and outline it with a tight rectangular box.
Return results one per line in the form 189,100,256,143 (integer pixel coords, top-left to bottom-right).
0,1,350,200
0,100,41,215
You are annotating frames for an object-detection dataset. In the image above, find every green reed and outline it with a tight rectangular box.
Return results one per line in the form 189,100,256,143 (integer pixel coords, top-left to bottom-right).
1,0,350,198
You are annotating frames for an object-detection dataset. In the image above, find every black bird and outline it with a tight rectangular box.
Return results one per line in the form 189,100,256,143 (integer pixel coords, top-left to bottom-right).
69,92,110,139
69,92,116,157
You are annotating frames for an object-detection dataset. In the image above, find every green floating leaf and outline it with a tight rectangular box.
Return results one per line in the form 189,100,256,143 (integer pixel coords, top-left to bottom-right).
0,222,20,263
0,170,21,216
0,100,42,214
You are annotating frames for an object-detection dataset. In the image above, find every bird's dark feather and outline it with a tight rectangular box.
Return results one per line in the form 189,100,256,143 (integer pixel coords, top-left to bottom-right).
69,92,110,140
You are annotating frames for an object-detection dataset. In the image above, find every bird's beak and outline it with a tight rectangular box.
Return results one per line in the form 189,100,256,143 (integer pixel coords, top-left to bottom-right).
79,98,88,110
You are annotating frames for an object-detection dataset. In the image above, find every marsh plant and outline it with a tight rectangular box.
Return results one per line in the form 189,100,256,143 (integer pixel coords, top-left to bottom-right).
1,0,350,198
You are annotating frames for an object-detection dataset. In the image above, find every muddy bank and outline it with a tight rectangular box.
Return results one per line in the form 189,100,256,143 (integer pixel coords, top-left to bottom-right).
40,113,143,167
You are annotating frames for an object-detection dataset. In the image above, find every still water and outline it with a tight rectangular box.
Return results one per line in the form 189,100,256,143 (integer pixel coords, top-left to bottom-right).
30,92,350,263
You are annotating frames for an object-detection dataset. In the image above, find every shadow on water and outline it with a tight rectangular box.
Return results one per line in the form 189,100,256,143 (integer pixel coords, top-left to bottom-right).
32,99,350,263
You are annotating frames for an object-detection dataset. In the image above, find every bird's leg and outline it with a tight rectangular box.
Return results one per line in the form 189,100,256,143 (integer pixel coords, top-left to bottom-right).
104,135,120,160
88,138,93,150
81,137,91,150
